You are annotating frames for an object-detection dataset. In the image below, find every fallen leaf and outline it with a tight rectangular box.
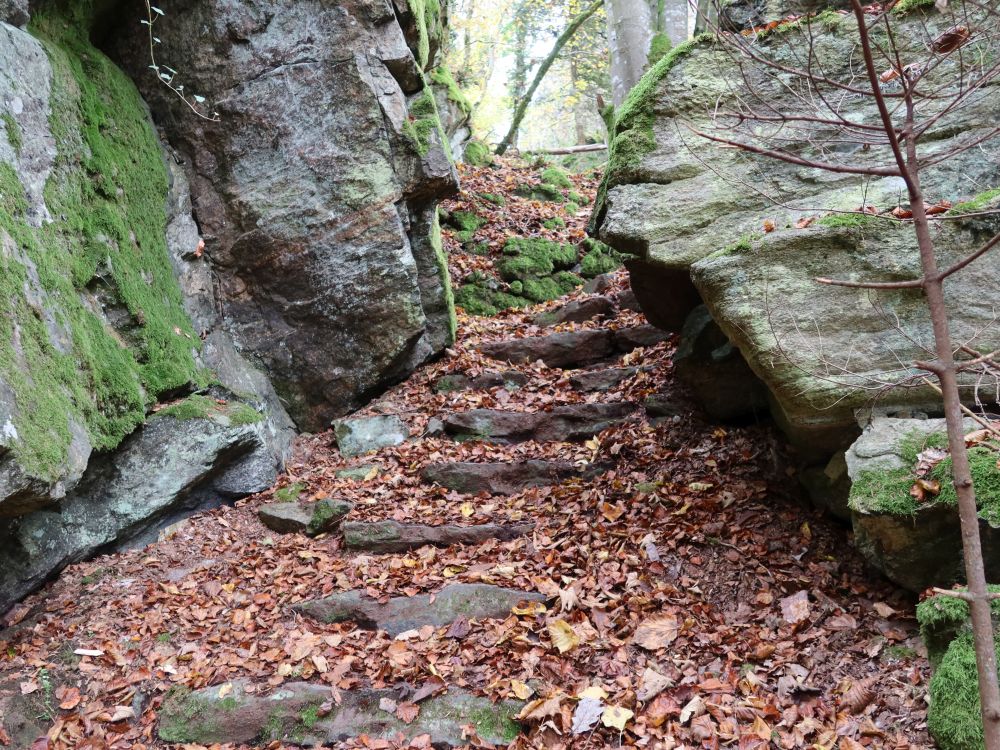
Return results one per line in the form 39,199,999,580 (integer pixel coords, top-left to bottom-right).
396,702,419,724
572,696,603,734
638,668,672,701
511,680,534,700
633,613,679,650
548,619,581,653
58,687,81,711
601,705,633,731
780,590,811,624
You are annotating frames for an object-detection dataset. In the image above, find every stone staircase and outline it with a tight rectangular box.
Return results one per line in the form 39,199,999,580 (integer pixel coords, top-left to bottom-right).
161,285,675,746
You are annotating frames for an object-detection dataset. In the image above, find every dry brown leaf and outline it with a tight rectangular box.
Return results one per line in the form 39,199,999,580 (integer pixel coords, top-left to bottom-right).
633,613,679,650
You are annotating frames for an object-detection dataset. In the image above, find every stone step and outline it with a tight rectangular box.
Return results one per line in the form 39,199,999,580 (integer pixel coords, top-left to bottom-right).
294,582,546,636
421,459,602,495
159,679,523,747
569,366,639,392
257,499,352,536
480,325,668,369
531,296,614,327
332,415,408,457
342,519,533,553
433,369,529,393
442,402,635,443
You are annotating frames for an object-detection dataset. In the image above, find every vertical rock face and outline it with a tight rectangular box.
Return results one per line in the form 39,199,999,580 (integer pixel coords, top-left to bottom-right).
110,0,460,431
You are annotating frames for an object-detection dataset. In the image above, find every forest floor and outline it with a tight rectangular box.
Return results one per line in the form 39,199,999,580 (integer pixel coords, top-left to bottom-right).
0,158,932,750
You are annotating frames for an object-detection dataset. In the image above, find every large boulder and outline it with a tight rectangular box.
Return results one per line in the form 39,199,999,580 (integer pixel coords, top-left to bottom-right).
110,0,459,431
0,13,292,614
591,9,1000,458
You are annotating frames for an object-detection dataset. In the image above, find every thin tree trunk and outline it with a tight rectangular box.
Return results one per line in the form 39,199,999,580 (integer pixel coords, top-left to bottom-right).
569,58,588,145
496,0,605,155
605,0,654,105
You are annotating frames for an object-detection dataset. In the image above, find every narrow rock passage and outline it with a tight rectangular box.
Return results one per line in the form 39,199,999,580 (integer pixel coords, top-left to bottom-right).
0,160,931,749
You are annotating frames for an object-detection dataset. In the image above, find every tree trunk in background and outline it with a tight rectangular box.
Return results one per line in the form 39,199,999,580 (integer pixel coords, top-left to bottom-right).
605,0,654,105
569,58,588,144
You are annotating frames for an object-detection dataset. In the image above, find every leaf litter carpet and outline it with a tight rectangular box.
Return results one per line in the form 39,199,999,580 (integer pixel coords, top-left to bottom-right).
0,160,932,749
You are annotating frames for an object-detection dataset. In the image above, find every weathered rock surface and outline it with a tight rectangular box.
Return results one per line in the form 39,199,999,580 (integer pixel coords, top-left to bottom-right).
295,583,546,635
434,370,530,393
846,416,993,591
593,12,1000,454
570,367,639,392
0,0,27,26
532,296,614,326
258,499,352,536
0,16,292,614
333,415,409,457
422,460,601,494
159,680,523,747
612,324,670,351
343,519,534,552
0,402,274,611
111,0,459,431
481,330,614,368
443,403,636,443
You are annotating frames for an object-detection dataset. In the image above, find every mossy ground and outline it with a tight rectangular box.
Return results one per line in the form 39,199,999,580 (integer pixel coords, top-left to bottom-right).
949,187,1000,215
0,5,205,479
156,394,262,426
926,631,1000,750
539,166,572,189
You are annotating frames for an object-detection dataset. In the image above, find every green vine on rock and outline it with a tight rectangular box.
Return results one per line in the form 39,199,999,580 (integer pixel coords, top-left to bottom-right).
141,1,219,121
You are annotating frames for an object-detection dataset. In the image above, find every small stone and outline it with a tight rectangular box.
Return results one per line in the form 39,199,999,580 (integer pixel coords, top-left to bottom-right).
582,273,615,295
332,415,408,457
614,289,642,312
613,324,670,352
258,499,352,536
335,465,377,481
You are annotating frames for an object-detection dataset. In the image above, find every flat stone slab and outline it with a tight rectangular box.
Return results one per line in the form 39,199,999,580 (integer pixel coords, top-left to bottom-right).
294,583,547,635
532,296,614,327
569,367,638,392
613,324,670,351
422,459,600,495
644,393,686,418
433,370,529,393
442,403,635,443
343,519,534,552
332,415,408,457
159,680,523,747
258,499,352,537
480,330,614,369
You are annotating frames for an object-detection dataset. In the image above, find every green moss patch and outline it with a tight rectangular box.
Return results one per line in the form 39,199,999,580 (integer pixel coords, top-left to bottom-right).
542,216,565,229
0,7,206,479
949,187,1000,216
816,212,882,229
464,140,493,166
408,0,443,69
927,631,1000,750
849,430,1000,520
275,482,306,503
539,166,572,189
647,32,672,66
479,192,504,206
498,237,576,281
156,394,262,426
2,113,22,155
429,66,471,116
579,237,627,278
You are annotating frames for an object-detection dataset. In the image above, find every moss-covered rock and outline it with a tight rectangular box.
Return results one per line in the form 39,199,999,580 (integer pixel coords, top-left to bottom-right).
579,238,626,278
464,139,493,166
498,237,577,281
539,166,572,189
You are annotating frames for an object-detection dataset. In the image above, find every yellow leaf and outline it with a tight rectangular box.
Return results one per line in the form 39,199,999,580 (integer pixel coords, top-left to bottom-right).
601,705,634,730
599,501,625,522
364,466,378,481
578,685,608,700
512,600,547,616
216,683,233,699
511,680,534,700
548,620,581,653
750,715,771,740
687,481,713,492
460,502,474,518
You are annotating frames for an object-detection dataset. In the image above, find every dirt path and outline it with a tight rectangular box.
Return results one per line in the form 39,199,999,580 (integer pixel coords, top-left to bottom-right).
0,160,931,749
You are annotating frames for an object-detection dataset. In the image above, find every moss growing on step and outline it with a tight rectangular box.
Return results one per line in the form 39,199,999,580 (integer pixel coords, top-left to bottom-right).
454,280,531,316
567,190,588,205
521,272,582,302
540,166,572,189
498,237,577,281
542,216,566,229
464,139,493,166
564,201,579,215
2,113,22,156
448,210,487,233
917,586,1000,668
159,687,224,743
403,87,442,157
579,238,626,278
0,7,203,479
479,192,504,206
948,187,1000,216
429,65,471,116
